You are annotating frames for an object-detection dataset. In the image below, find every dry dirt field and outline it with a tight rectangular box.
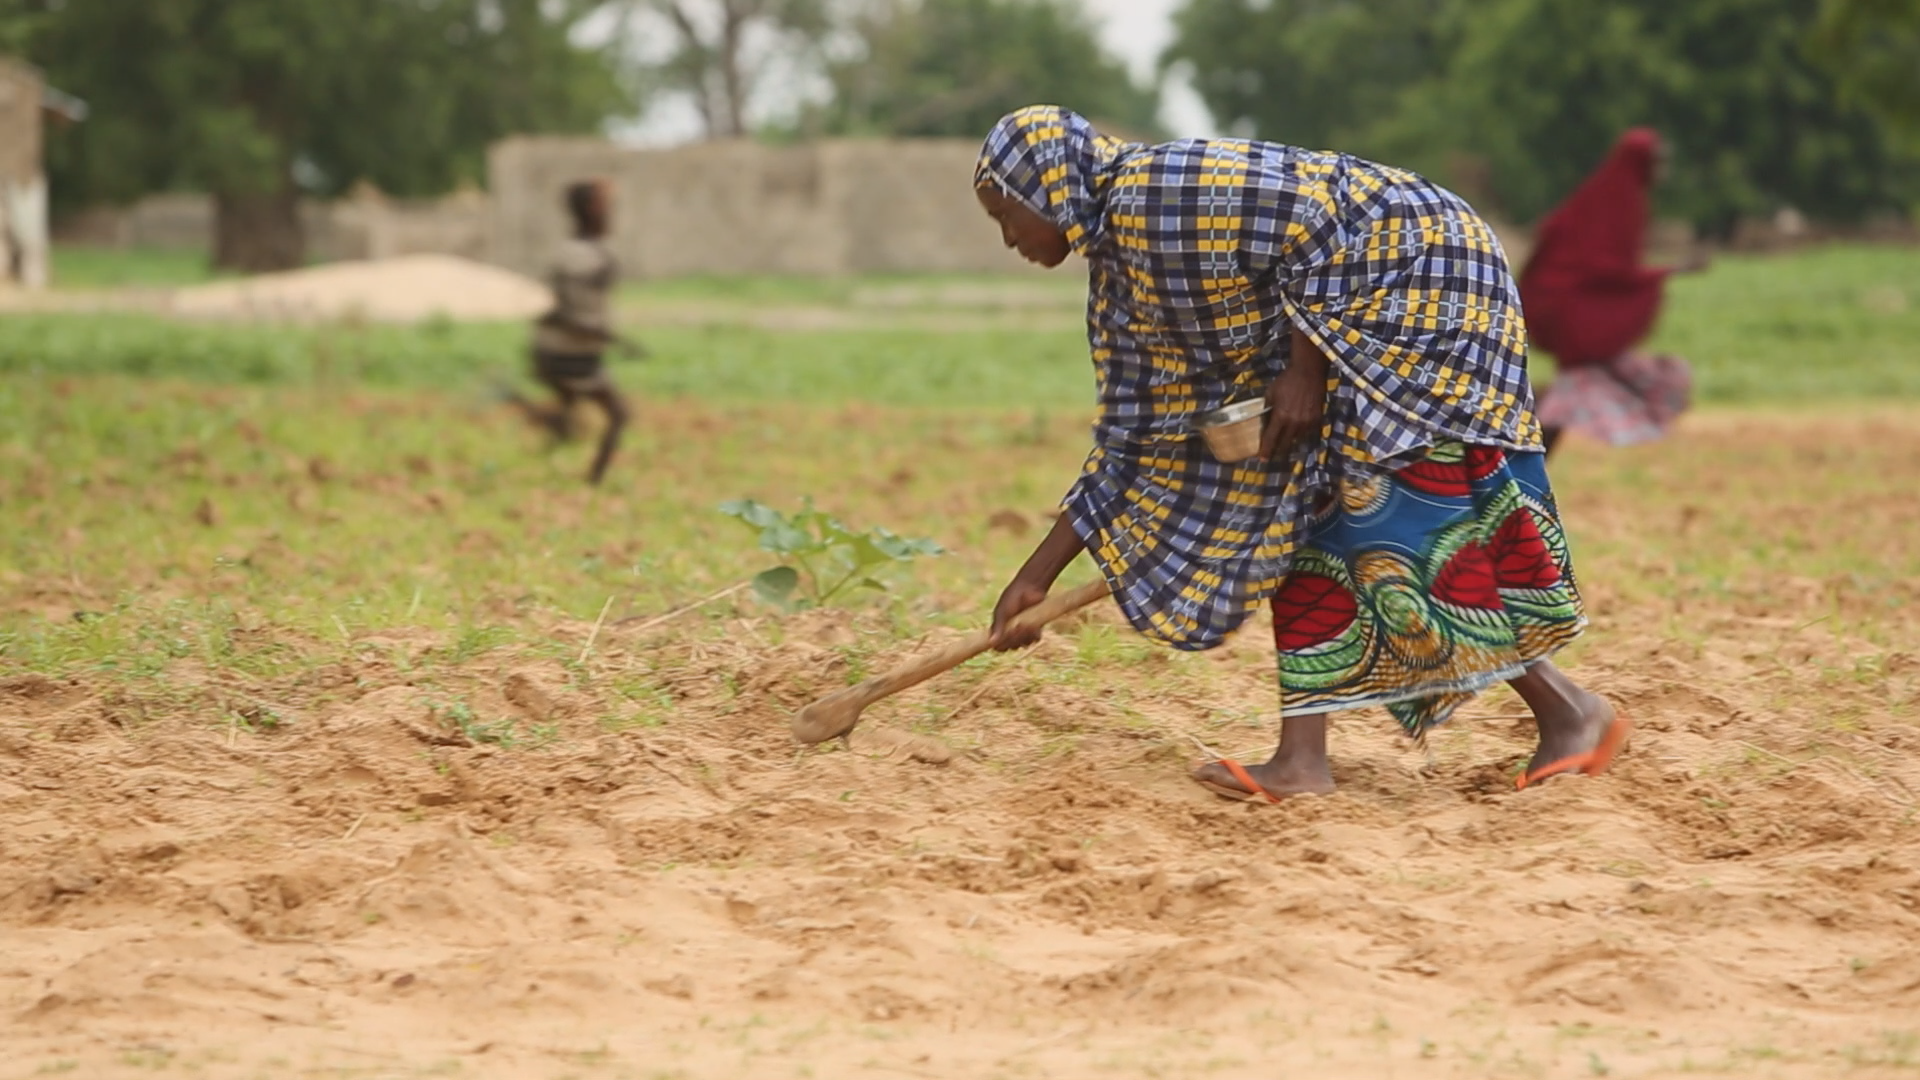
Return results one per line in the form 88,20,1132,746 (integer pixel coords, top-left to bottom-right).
4,396,1919,1080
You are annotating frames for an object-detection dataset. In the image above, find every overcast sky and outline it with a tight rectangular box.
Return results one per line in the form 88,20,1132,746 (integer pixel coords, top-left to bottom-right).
1097,0,1220,138
611,0,1222,145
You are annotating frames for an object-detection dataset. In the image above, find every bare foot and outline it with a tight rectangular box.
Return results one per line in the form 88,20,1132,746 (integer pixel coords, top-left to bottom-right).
1511,660,1619,778
1525,692,1617,776
1190,757,1335,800
1191,713,1336,800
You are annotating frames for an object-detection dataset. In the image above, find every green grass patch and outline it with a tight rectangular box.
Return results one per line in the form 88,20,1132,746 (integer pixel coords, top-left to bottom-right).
1644,245,1920,403
0,312,513,386
0,313,1090,407
51,245,228,289
11,245,1917,406
0,374,1090,678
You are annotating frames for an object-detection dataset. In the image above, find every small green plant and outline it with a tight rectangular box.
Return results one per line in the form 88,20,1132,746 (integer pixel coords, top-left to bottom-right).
228,703,284,734
717,498,944,609
449,624,516,663
429,698,551,748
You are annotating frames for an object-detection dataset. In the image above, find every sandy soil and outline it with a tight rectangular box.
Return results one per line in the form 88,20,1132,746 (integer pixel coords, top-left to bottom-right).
0,255,552,324
167,254,551,323
4,415,1919,1079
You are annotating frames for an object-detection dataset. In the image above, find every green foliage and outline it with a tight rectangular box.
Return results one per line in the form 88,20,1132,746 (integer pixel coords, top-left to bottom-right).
430,698,555,749
628,0,833,138
1165,0,1454,152
16,0,626,256
1812,0,1920,132
1389,0,1690,222
0,0,50,53
1167,0,1920,231
1525,0,1916,234
717,497,945,608
229,704,285,734
803,0,1162,138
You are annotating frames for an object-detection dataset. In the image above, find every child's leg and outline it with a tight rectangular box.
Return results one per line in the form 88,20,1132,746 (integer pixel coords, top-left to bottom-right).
515,354,580,440
583,385,628,485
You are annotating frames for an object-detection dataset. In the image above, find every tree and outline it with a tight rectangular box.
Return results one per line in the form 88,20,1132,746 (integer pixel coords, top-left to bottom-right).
1812,0,1920,132
621,0,831,138
0,0,48,53
1395,0,1693,222
803,0,1162,139
17,0,627,271
1163,0,1452,151
1443,0,1920,232
1165,0,1920,233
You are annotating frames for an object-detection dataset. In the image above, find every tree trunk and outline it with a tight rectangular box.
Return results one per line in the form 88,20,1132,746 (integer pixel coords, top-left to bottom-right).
212,185,304,273
719,3,748,137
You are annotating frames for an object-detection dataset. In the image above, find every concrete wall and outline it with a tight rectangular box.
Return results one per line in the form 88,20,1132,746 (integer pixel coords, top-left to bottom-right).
487,135,1033,280
57,194,227,250
95,193,218,250
312,185,492,263
53,187,492,264
362,189,491,262
48,131,1914,281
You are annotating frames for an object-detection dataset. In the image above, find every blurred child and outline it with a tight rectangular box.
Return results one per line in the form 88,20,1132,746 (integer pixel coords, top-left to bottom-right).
510,178,643,485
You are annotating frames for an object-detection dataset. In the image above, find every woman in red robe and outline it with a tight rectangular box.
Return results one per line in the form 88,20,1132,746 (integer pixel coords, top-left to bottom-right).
1520,129,1708,454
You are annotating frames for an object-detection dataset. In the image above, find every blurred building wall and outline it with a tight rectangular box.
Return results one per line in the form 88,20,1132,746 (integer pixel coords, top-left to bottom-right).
314,185,492,263
54,187,492,265
47,134,1914,279
486,136,1032,279
57,193,214,250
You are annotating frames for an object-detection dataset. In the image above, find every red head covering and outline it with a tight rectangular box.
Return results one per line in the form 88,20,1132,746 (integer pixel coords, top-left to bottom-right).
1519,128,1669,367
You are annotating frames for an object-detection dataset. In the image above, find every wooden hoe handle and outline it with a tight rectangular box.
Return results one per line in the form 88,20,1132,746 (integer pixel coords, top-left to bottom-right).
789,579,1112,744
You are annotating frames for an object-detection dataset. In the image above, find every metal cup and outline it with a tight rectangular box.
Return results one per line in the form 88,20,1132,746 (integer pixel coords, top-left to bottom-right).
1193,399,1270,463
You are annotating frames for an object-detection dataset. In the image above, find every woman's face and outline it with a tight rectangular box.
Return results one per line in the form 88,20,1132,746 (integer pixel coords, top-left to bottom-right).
1620,129,1667,186
975,185,1071,268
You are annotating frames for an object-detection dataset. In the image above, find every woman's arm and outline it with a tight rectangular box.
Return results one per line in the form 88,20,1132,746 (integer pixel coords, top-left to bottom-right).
987,512,1086,651
1258,325,1332,460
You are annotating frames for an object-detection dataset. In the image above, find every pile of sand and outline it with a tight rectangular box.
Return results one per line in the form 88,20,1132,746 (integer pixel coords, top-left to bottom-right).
169,253,552,324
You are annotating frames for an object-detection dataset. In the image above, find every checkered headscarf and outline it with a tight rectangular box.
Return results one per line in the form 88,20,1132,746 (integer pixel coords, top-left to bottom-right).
973,105,1140,255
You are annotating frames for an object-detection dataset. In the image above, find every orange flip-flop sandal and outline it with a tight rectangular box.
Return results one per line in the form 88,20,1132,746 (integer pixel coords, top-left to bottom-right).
1194,758,1286,804
1514,713,1632,791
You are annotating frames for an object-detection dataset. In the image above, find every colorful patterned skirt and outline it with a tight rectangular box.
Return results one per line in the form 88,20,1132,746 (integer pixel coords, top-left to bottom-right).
1271,442,1586,736
1537,351,1692,446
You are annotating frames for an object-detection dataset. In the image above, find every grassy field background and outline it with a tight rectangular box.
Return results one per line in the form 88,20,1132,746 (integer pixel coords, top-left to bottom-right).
11,245,1919,404
6,245,1916,666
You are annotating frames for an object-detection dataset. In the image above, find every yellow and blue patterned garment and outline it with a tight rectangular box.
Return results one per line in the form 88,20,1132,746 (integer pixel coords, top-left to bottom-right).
976,105,1544,650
